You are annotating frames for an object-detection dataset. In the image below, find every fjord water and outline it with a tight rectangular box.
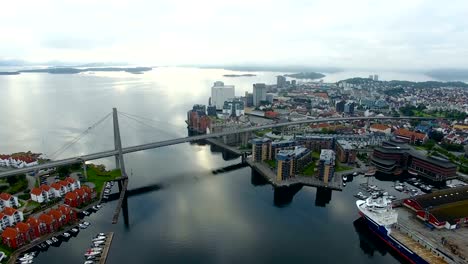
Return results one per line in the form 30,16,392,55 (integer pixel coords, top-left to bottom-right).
0,68,430,264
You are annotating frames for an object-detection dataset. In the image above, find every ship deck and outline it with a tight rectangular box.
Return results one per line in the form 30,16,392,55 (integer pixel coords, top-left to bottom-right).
390,229,447,264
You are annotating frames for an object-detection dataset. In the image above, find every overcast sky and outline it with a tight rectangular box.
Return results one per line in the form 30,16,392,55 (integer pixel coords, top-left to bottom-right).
1,0,467,70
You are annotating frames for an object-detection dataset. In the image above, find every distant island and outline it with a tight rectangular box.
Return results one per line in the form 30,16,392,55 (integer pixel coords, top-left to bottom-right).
223,74,256,77
284,72,325,79
0,67,152,75
425,69,468,81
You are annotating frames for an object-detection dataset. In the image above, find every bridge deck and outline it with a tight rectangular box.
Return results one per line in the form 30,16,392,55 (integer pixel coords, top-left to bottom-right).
112,178,128,224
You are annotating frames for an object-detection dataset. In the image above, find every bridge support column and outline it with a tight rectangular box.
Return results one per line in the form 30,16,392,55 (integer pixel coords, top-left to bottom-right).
82,161,88,180
112,108,127,177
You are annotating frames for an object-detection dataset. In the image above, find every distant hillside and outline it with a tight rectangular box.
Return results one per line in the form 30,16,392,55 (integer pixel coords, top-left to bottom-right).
339,77,468,88
284,72,325,79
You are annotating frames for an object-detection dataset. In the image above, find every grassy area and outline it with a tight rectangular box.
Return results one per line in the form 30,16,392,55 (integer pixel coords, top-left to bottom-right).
265,159,276,168
335,162,353,172
0,243,13,257
312,151,320,159
7,178,28,194
255,129,272,137
301,162,316,176
85,165,121,195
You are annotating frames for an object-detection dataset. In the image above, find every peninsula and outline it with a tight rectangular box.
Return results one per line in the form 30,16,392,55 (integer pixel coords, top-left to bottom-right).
0,67,152,75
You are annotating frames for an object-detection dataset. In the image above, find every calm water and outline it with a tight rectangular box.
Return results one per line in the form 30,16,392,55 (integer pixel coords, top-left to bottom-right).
0,68,428,264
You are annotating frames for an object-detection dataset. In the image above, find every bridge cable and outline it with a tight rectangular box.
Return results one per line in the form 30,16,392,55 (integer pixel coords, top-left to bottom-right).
117,112,176,137
48,112,112,159
118,111,182,130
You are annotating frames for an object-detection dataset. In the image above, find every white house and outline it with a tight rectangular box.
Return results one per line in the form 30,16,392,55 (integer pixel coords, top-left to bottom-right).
3,207,23,227
0,193,19,209
51,183,68,197
65,177,80,191
40,184,54,199
0,213,9,230
30,188,48,203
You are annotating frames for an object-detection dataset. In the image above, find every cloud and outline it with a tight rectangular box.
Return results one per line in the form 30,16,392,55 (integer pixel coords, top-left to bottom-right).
1,0,468,69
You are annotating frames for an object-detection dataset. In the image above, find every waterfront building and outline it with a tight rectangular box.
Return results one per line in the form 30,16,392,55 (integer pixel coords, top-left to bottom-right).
275,147,312,181
271,140,297,156
336,140,356,164
3,207,23,228
187,104,211,134
372,140,457,181
318,149,335,184
16,222,35,243
222,99,245,117
277,75,286,88
252,138,272,162
403,185,468,229
253,83,267,107
295,135,334,152
1,227,22,249
26,217,45,238
38,213,57,233
211,81,235,110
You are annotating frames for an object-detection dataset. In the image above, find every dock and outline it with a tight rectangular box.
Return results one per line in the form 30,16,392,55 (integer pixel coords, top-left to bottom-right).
247,159,342,190
98,232,114,264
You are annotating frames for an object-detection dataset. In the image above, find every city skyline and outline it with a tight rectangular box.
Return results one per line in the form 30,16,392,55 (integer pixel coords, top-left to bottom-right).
1,0,468,70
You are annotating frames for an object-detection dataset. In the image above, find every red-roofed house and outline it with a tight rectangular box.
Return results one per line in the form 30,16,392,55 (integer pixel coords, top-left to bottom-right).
3,207,23,226
0,192,19,209
16,222,35,242
27,217,46,238
0,213,9,231
30,187,47,203
48,209,65,228
38,213,56,233
81,185,95,199
394,128,427,144
64,192,80,207
65,177,80,190
370,124,391,134
40,184,55,199
51,182,68,197
1,227,23,249
58,204,77,224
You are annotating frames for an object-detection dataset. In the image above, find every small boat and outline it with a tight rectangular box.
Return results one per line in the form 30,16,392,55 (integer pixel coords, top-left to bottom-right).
46,239,53,245
79,224,88,229
353,172,358,176
394,185,404,191
96,204,102,209
19,256,33,262
342,175,348,181
92,206,99,211
20,261,33,264
91,247,103,251
63,232,71,238
86,255,96,260
51,236,59,243
40,242,47,248
93,236,106,241
84,251,101,257
93,240,105,245
82,211,90,216
85,261,95,264
83,221,90,226
97,233,105,236
408,170,418,176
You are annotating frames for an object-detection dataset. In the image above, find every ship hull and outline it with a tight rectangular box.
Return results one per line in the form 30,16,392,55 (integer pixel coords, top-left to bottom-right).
358,212,429,264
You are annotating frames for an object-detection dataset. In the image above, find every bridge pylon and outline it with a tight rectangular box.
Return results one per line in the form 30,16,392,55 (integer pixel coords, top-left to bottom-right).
112,108,127,177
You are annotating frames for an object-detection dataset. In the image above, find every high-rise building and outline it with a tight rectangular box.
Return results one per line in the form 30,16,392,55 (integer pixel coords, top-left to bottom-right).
336,100,346,113
211,81,235,110
266,93,274,104
207,105,217,117
291,80,297,86
318,149,335,184
277,75,286,88
222,99,245,117
344,102,355,114
244,92,254,107
374,74,379,81
369,75,374,80
253,83,267,107
252,138,272,162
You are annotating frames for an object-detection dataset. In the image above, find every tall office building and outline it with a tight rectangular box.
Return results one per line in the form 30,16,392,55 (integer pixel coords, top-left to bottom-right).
253,83,267,107
277,75,286,88
211,81,235,110
374,74,379,81
222,99,245,117
344,102,355,114
318,149,335,184
335,100,346,113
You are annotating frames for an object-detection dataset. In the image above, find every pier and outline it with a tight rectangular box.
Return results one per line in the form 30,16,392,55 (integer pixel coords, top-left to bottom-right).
98,232,114,264
247,159,342,190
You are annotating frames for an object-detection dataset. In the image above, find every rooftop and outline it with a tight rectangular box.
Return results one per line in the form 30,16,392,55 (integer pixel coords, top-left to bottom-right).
320,149,335,162
408,185,468,210
337,139,354,150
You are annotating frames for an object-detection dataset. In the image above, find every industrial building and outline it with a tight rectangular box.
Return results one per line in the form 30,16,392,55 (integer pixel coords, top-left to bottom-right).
403,185,468,229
